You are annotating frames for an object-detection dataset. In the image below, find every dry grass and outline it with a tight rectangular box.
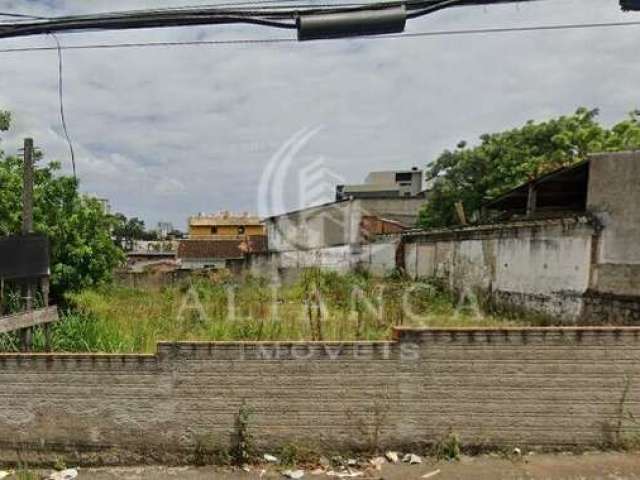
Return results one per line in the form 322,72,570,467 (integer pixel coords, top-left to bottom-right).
0,269,525,353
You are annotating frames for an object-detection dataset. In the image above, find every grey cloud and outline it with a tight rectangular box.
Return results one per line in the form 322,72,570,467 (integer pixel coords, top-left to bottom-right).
0,0,637,228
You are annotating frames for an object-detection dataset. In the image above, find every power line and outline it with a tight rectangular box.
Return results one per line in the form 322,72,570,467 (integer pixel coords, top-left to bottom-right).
0,0,538,39
49,33,77,180
0,19,639,53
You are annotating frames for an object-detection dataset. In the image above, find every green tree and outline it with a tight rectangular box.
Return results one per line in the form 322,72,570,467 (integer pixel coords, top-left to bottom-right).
418,108,640,229
0,110,9,132
0,113,124,300
112,214,158,250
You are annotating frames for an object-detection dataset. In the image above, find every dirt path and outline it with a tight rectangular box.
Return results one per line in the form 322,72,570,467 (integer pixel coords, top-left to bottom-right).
26,451,640,479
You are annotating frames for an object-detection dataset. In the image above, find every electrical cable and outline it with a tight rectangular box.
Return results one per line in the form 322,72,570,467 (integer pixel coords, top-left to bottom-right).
49,33,77,180
0,19,639,53
0,0,539,39
407,0,465,18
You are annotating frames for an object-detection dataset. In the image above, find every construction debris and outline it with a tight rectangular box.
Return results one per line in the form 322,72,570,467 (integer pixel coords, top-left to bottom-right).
421,469,441,479
385,451,399,463
326,469,364,478
46,470,78,480
283,469,305,479
403,453,422,464
264,453,279,463
369,456,387,469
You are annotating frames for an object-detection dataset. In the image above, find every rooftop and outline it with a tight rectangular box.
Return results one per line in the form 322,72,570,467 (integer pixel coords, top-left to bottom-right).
189,212,263,227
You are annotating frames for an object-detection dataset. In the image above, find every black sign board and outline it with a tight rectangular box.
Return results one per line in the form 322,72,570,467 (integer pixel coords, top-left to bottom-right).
0,235,50,280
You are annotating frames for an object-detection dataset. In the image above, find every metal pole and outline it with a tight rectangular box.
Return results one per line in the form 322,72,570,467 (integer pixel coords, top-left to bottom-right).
21,138,34,351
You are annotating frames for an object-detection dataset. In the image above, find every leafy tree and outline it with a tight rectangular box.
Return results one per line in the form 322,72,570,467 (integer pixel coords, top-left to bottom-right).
0,113,124,300
0,110,9,132
112,214,158,250
418,108,640,229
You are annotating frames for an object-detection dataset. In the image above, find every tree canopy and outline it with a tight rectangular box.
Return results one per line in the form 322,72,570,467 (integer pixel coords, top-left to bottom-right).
417,108,640,229
0,111,124,299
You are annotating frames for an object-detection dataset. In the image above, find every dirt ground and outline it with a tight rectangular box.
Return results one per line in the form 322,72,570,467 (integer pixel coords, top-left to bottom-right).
25,451,640,479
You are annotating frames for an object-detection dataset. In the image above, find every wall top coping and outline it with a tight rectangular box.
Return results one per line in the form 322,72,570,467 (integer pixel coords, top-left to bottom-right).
402,215,594,242
2,327,640,359
393,326,640,335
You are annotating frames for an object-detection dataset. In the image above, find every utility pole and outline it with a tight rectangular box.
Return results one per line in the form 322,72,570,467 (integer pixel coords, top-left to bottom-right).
21,138,34,351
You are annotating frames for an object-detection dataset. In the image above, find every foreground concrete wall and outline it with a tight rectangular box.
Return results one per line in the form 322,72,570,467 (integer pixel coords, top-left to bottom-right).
1,327,639,464
404,218,595,321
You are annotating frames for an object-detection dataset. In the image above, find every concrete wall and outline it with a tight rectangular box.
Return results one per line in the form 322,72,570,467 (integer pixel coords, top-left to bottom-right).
250,240,399,279
404,218,595,321
587,152,640,298
266,201,359,252
358,197,426,227
1,327,639,464
266,198,425,253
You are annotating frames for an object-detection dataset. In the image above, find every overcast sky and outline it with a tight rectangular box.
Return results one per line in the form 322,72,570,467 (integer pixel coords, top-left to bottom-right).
0,0,637,229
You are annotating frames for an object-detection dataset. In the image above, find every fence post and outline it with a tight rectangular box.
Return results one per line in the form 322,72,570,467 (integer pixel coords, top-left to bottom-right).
20,138,34,351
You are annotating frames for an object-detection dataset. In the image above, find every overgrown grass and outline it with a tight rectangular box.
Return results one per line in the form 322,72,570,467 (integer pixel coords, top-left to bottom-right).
0,269,525,353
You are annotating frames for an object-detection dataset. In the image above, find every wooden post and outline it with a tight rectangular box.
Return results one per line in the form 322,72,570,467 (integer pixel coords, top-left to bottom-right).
454,201,468,225
526,183,537,217
21,138,34,351
41,277,51,351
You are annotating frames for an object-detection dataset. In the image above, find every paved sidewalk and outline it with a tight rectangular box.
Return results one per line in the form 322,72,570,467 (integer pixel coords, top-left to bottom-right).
23,451,640,480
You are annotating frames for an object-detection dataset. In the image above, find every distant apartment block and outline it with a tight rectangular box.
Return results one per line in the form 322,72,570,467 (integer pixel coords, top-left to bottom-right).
336,167,424,200
188,211,266,238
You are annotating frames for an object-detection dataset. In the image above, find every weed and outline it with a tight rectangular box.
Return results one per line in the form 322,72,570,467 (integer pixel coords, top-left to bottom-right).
231,403,254,466
0,271,524,353
14,461,37,480
433,430,461,461
192,433,223,466
53,456,67,471
277,443,318,466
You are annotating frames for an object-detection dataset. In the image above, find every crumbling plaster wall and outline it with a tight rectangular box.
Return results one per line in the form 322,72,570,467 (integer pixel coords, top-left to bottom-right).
249,240,399,280
404,219,595,321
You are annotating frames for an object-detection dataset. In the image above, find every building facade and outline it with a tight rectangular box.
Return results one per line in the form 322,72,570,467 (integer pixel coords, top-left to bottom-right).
188,212,265,238
336,167,424,200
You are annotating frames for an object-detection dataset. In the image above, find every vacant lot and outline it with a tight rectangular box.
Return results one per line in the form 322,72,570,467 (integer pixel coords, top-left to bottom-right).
1,270,525,353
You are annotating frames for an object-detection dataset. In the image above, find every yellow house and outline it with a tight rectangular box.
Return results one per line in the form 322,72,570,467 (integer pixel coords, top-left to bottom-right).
188,212,265,238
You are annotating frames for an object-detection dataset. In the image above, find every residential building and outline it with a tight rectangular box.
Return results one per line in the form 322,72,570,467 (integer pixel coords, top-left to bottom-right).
265,196,423,253
179,211,267,270
336,167,424,200
178,235,267,270
188,212,265,238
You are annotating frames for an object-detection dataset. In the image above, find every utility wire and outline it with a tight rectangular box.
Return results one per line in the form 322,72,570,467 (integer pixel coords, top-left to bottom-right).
0,19,639,53
49,33,77,180
0,0,538,39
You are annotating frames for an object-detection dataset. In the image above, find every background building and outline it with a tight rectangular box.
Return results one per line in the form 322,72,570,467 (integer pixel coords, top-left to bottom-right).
188,212,265,238
336,167,424,200
179,211,266,270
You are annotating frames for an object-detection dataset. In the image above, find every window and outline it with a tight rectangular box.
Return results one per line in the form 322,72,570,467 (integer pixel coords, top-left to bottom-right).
238,226,245,234
395,172,412,183
211,226,218,234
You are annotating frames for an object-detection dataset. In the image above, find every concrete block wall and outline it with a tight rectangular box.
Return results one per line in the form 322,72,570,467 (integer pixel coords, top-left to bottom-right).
1,327,640,464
